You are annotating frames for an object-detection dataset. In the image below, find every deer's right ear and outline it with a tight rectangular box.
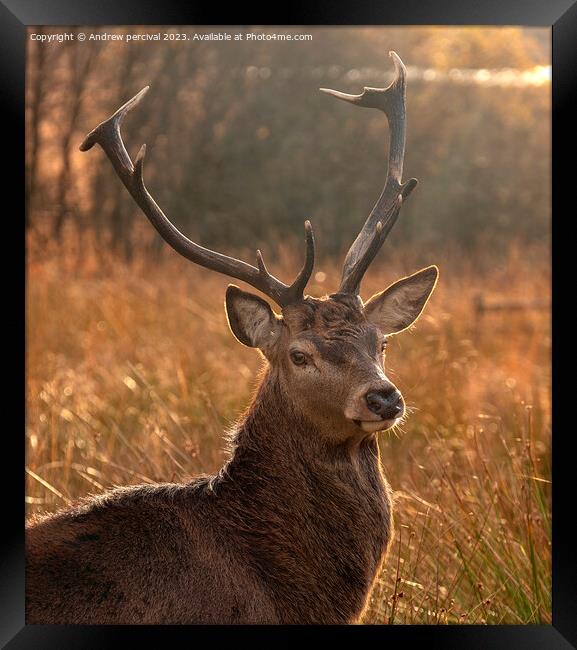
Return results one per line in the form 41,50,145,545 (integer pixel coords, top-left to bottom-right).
225,285,282,351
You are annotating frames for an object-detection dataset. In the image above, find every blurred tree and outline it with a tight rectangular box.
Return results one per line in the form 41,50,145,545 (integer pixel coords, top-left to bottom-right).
26,26,551,264
53,35,101,241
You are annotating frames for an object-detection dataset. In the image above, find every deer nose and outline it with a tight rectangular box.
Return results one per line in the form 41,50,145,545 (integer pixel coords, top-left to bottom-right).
365,388,403,419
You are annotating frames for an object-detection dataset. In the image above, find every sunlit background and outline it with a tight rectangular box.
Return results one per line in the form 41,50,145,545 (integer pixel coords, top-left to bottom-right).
26,26,551,624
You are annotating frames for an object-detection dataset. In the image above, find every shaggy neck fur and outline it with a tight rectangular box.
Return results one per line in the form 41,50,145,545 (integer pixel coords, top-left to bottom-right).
207,366,392,624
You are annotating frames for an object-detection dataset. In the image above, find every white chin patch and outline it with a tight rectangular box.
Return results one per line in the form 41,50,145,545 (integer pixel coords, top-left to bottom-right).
355,418,397,433
358,418,398,433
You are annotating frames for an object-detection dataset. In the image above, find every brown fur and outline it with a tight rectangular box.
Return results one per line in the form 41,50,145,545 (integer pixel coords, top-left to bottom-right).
26,285,438,624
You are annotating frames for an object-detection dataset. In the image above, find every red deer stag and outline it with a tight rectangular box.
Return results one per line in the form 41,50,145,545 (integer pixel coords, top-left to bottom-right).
26,52,438,624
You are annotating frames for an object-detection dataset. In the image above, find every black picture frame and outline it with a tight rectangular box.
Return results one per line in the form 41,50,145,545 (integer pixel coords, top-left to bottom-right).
4,0,574,646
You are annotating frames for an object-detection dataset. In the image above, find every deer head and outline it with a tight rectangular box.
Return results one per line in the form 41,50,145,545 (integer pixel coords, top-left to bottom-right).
80,52,438,442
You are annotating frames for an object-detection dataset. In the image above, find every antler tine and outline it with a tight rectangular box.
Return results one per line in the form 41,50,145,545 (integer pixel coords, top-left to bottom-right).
339,220,384,295
80,87,315,308
320,51,418,295
286,220,315,302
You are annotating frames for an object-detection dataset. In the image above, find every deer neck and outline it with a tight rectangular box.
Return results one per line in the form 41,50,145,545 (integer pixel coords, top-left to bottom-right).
228,365,366,468
211,367,391,623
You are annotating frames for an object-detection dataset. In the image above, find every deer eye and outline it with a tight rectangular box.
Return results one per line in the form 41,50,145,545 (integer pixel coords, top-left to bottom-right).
290,350,307,366
381,339,388,353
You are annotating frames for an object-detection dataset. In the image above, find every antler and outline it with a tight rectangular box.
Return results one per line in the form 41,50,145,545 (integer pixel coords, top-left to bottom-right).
320,51,417,295
80,87,314,308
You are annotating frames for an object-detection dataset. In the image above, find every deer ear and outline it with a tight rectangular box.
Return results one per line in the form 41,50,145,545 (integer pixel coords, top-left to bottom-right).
364,266,438,335
225,285,282,351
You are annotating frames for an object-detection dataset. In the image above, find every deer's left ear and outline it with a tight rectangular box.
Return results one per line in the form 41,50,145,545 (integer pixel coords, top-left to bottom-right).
225,285,282,352
364,266,438,335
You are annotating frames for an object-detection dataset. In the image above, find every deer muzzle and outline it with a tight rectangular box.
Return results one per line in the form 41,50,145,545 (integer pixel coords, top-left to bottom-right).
344,381,405,432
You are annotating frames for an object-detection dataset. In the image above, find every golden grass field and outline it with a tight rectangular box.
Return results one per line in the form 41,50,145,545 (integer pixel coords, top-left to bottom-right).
26,234,551,624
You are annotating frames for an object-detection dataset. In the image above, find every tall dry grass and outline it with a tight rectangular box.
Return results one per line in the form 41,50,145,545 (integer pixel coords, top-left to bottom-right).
26,233,551,624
